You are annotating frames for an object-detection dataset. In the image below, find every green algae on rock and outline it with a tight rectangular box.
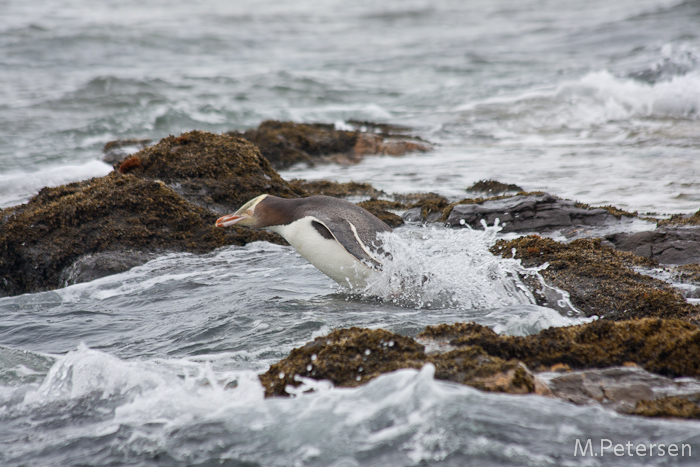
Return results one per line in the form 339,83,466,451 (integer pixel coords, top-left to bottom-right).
491,235,697,320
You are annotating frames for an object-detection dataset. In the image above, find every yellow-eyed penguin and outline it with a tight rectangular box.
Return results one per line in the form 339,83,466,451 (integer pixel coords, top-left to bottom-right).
215,194,392,289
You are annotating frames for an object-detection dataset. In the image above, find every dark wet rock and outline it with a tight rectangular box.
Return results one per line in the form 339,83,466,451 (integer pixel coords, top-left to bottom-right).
466,179,524,196
58,249,156,287
422,318,700,378
0,131,295,297
230,120,432,170
491,236,697,320
542,366,700,414
446,193,633,232
259,327,538,397
606,226,700,266
101,138,151,165
120,130,303,214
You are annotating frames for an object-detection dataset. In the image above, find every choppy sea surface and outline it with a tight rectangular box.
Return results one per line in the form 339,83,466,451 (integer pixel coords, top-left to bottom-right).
2,0,700,465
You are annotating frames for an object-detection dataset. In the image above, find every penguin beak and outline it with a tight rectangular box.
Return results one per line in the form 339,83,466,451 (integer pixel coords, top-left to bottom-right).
215,213,248,227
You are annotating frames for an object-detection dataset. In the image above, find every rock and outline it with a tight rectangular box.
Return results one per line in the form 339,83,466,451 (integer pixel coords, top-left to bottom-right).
287,179,385,198
632,395,700,420
259,327,537,397
399,193,453,223
101,138,151,165
230,120,432,170
543,366,700,414
0,131,295,297
466,179,524,196
58,249,155,287
491,236,697,320
261,319,700,419
606,226,700,265
120,130,302,214
425,318,700,378
446,193,622,232
356,199,404,228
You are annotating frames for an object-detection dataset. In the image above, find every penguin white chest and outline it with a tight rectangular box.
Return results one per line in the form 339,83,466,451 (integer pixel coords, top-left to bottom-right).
268,216,374,289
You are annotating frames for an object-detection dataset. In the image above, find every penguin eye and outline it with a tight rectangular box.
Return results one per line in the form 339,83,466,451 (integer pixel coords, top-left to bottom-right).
246,209,253,216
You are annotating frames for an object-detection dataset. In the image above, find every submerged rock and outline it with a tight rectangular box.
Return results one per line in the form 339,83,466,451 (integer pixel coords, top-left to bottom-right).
230,120,432,170
491,235,697,320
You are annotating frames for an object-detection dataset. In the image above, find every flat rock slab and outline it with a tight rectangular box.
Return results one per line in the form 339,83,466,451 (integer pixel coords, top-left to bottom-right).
445,193,616,232
606,226,700,265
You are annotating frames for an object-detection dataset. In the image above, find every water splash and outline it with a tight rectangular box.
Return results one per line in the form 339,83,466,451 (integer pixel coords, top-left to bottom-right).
360,223,579,315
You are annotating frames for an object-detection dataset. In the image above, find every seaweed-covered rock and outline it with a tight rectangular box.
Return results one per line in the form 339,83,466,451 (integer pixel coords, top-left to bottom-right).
259,327,537,397
0,173,276,296
466,179,524,196
101,138,151,165
287,179,385,198
121,130,302,213
606,226,700,265
230,120,431,170
261,319,700,418
632,395,700,420
491,236,697,320
260,328,426,397
356,199,405,228
0,131,299,297
421,318,700,378
446,193,634,232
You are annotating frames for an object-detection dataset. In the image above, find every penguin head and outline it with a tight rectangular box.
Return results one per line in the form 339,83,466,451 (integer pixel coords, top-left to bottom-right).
215,194,270,228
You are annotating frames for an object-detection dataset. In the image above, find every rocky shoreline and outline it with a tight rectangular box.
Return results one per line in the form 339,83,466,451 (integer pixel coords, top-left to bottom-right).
2,121,700,420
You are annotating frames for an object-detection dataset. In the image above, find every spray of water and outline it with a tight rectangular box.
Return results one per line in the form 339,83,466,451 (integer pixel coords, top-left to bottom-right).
360,223,580,315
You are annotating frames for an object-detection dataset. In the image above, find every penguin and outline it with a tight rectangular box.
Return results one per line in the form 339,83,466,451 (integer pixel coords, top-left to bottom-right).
215,194,392,289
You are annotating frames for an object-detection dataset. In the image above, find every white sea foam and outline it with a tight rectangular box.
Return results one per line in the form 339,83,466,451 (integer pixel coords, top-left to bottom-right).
14,350,700,466
0,160,112,209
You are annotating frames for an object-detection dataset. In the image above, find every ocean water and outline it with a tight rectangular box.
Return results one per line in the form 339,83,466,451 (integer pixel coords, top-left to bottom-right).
2,0,700,465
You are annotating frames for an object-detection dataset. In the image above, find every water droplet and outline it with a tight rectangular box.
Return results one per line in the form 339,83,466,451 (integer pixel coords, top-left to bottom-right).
278,372,285,379
311,354,317,361
388,340,394,347
356,375,361,381
307,364,312,371
364,349,371,356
